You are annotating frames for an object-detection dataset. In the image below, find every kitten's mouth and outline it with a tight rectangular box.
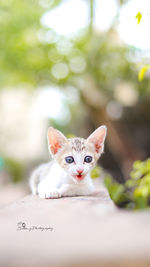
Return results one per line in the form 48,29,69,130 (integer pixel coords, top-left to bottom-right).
75,174,84,180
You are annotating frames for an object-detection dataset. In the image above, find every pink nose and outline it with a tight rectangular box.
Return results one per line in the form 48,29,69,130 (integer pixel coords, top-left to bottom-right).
77,169,83,174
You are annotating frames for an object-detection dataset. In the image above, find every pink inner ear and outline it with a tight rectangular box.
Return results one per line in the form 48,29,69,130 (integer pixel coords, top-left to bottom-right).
88,126,106,153
48,127,66,155
95,143,102,153
48,132,62,154
51,141,61,154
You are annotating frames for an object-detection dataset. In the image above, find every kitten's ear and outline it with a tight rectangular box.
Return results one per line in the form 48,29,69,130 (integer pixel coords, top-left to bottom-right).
87,126,107,154
47,127,67,155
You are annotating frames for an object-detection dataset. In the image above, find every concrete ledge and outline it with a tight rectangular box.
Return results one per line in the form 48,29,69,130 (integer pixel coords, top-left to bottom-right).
0,179,150,267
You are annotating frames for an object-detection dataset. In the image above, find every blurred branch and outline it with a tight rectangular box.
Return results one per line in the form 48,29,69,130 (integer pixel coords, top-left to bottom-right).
81,77,143,179
89,0,94,34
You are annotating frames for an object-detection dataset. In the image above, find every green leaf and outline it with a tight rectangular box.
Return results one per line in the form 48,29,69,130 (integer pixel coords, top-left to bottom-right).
138,65,150,81
135,12,142,24
105,159,150,209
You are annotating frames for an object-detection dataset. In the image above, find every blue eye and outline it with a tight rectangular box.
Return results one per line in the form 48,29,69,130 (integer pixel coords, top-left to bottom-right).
65,156,74,164
84,156,92,163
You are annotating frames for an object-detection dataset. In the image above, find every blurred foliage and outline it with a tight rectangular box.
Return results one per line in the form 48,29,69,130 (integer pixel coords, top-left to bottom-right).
1,156,24,183
66,133,76,138
0,157,5,170
0,0,61,86
105,159,150,209
1,0,150,95
138,65,150,81
90,165,101,179
135,11,150,81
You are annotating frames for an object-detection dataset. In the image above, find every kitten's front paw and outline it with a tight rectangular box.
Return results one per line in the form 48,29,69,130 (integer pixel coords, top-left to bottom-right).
59,184,76,197
38,189,61,199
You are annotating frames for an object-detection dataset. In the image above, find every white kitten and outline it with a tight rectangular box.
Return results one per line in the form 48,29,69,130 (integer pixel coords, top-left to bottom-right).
29,126,107,199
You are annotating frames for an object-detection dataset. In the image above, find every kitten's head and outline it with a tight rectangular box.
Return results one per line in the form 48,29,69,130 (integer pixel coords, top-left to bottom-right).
47,126,107,183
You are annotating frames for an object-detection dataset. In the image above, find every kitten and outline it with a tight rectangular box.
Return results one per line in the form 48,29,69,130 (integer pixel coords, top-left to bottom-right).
29,125,107,199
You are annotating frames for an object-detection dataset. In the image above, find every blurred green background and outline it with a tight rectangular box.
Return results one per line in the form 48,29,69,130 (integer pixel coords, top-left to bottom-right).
0,0,150,196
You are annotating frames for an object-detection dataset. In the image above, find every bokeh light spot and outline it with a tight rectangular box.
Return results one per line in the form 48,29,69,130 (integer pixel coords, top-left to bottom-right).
51,63,69,79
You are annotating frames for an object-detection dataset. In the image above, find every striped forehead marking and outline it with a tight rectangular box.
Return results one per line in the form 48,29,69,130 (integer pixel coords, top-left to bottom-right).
69,138,86,151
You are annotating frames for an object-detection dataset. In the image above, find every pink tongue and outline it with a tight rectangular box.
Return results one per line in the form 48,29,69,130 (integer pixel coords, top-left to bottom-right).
76,175,83,179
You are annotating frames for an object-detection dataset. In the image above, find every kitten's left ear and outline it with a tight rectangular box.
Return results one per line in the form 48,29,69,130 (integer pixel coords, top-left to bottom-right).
87,125,107,154
47,127,67,155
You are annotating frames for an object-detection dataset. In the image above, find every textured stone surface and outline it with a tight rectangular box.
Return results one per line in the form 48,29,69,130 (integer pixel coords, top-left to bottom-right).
0,179,150,267
0,183,28,208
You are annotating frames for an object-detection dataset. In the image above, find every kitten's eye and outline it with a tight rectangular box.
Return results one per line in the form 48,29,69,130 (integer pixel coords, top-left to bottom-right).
65,156,74,164
84,156,92,163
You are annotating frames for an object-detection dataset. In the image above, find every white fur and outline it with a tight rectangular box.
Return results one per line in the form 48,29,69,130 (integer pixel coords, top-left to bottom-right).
29,125,107,199
30,161,95,198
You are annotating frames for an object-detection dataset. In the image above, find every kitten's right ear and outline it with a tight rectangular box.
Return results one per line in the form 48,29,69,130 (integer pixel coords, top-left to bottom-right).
87,125,107,154
47,127,67,155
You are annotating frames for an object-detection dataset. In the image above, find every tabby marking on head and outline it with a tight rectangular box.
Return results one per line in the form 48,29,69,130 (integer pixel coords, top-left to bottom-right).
29,125,107,199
